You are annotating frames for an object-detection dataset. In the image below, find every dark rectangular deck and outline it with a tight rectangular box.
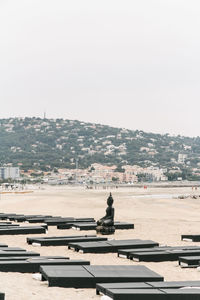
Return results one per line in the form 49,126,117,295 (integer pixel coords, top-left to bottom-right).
71,222,134,231
27,234,96,244
106,288,200,300
0,222,12,224
0,226,46,235
130,249,200,262
27,235,107,246
68,239,159,253
0,256,68,261
179,256,200,268
96,282,152,295
118,247,172,259
40,265,163,288
57,223,73,229
118,246,200,259
26,216,53,223
45,218,95,226
0,258,90,273
0,250,40,257
0,247,26,252
96,280,200,295
0,214,18,220
181,235,200,242
149,281,200,289
0,224,20,227
9,215,45,222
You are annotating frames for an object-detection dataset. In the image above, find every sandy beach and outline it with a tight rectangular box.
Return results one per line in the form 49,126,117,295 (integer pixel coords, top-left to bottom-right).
0,186,200,299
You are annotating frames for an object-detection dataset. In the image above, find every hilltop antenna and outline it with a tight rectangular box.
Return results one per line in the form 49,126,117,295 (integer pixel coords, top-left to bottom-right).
43,111,46,119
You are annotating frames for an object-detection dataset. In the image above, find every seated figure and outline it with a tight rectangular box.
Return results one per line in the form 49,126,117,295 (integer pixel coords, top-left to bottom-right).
96,193,115,235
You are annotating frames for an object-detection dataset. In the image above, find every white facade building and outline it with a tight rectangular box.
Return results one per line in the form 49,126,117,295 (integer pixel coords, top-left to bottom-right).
178,154,187,164
0,167,20,180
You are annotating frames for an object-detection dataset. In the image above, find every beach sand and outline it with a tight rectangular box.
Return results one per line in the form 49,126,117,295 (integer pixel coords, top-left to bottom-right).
0,186,200,299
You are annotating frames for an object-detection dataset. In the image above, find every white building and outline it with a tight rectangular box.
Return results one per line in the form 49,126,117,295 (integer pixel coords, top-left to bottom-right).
0,167,20,180
178,154,187,164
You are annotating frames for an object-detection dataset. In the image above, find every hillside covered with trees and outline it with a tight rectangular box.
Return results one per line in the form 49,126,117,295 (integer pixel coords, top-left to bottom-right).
0,117,200,179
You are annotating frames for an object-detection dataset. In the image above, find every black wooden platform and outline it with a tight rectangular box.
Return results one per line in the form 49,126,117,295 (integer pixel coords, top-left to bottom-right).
129,249,200,262
96,280,200,295
27,234,96,244
7,215,25,221
181,235,200,242
105,288,200,300
0,293,4,300
0,222,12,224
0,258,90,273
118,246,200,259
0,244,8,248
96,282,151,295
45,218,95,226
26,216,54,223
40,265,163,288
0,250,39,257
9,215,48,222
0,224,20,227
68,239,159,253
0,213,18,220
150,281,200,288
57,223,72,229
27,235,107,246
70,222,134,231
0,256,68,261
0,247,26,252
179,256,200,268
0,226,46,235
118,246,172,259
7,215,24,221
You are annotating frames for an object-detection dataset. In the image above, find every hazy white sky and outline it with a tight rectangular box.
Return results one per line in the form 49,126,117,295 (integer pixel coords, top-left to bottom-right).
1,0,200,136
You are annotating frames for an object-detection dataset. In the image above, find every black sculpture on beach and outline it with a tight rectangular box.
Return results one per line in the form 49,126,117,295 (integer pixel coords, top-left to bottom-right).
96,193,115,235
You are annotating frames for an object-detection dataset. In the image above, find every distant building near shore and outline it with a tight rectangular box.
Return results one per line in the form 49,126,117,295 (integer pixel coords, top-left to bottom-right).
0,167,20,180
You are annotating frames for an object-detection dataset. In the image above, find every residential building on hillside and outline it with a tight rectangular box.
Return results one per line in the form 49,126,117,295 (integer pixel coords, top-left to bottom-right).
178,153,187,164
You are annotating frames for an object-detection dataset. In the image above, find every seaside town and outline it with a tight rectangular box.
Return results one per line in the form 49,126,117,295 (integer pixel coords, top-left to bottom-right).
1,117,200,186
1,159,200,186
1,153,199,184
22,164,168,184
0,163,192,185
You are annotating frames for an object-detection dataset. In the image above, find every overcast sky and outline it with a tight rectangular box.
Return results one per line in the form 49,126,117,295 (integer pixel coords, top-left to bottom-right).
1,0,200,136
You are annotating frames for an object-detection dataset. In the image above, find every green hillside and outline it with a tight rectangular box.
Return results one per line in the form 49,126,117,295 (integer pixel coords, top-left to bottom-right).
0,118,200,179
